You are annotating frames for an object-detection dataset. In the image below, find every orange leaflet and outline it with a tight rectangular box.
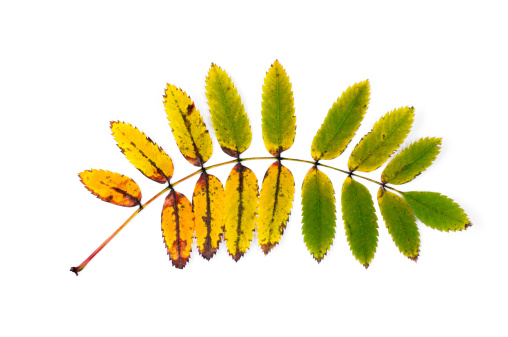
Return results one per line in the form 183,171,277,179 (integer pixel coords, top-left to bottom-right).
79,169,141,207
161,190,195,268
192,173,225,260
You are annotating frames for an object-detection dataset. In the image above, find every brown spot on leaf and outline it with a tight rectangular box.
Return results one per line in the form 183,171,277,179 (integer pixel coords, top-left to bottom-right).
221,146,239,158
171,238,189,269
261,243,276,255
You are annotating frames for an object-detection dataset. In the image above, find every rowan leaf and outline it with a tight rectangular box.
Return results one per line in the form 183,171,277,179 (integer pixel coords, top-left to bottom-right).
261,60,296,156
110,121,174,183
79,169,141,207
192,172,225,260
223,163,259,261
205,64,252,158
163,84,213,166
382,137,442,185
341,177,378,268
161,190,195,269
301,167,336,262
348,106,415,172
311,80,370,161
377,188,420,261
257,161,295,254
402,191,471,232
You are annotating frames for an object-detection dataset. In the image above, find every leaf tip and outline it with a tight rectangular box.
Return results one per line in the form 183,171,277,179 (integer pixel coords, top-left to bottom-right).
261,243,276,255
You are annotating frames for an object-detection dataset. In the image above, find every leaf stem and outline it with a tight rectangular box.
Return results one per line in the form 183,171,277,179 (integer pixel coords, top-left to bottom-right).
71,156,401,274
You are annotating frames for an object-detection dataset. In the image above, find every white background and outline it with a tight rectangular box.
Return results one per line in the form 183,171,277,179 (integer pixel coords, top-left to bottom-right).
1,1,507,336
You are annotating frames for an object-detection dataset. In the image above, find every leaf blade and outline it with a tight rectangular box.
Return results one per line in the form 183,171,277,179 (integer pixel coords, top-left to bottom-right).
341,177,378,268
110,121,174,183
257,161,295,254
79,169,141,207
205,64,252,157
223,163,259,260
301,167,336,262
192,173,225,260
403,191,471,232
382,137,442,185
377,188,420,261
163,85,213,166
348,106,415,172
261,60,296,156
311,80,370,161
161,190,195,269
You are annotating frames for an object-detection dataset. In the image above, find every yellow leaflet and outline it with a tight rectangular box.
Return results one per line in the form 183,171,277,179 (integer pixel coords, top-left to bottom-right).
223,163,259,261
261,60,296,156
161,190,195,269
111,121,174,183
192,173,225,260
257,161,295,254
163,85,213,166
79,169,141,207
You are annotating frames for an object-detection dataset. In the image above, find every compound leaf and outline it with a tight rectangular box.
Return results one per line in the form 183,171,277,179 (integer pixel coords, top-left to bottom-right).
223,163,259,261
258,161,295,254
382,137,442,185
206,64,252,158
161,190,195,269
341,177,378,268
111,121,174,183
403,191,471,232
79,169,141,207
301,167,336,262
261,60,296,156
311,80,370,161
192,172,225,260
348,106,414,172
163,84,213,166
377,188,420,261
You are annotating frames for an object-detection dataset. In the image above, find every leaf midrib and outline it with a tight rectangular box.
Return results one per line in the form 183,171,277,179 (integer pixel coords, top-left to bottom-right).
387,141,437,183
351,114,409,171
215,72,239,155
406,194,465,224
350,181,369,264
319,88,363,158
169,90,204,165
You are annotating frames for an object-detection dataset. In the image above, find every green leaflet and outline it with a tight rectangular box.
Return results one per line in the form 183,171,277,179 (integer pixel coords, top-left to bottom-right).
205,64,252,158
403,192,471,232
377,188,420,261
261,60,296,156
348,106,414,172
341,177,378,268
311,81,370,161
382,137,442,185
301,167,336,262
